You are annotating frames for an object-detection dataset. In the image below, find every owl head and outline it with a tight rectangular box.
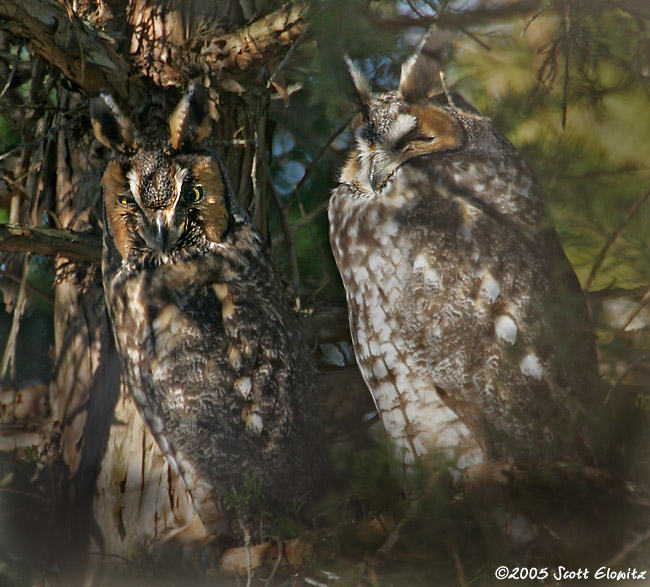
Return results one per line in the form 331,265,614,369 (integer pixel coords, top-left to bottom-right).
342,35,470,193
90,84,238,264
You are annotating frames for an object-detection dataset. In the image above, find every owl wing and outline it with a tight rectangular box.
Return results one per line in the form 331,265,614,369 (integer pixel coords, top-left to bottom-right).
114,255,316,534
395,160,599,463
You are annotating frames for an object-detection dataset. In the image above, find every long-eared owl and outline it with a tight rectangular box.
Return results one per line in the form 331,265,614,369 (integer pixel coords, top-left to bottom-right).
91,84,325,537
329,39,601,469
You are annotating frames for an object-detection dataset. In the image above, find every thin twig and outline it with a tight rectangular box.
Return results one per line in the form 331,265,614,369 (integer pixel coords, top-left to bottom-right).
86,550,150,569
212,138,255,145
604,356,647,405
267,27,309,87
458,25,491,51
244,527,253,587
521,1,552,38
446,539,468,587
611,0,650,21
607,525,650,567
1,254,30,380
561,3,571,129
282,117,352,212
269,180,300,292
0,113,82,163
0,48,21,100
620,285,650,332
0,102,85,113
584,183,650,292
0,486,50,502
0,428,43,451
0,266,54,306
272,199,329,247
536,37,561,91
295,193,339,293
402,0,427,20
370,0,542,30
264,536,284,586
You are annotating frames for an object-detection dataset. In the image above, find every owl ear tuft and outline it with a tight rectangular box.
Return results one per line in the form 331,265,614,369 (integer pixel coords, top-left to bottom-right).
89,91,135,153
169,82,218,151
344,55,372,116
399,31,449,102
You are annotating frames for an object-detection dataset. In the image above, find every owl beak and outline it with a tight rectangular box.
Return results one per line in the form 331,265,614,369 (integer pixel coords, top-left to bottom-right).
154,211,168,251
149,209,176,253
368,162,379,192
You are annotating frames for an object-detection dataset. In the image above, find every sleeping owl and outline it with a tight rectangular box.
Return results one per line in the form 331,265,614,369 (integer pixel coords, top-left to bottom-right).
328,40,601,469
91,84,325,538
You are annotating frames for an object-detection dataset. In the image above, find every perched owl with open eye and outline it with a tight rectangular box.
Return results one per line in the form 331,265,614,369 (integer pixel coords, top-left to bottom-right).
91,84,325,538
329,39,602,469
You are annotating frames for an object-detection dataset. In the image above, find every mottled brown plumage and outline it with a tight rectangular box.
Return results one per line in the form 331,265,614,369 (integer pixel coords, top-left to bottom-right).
329,41,601,469
92,85,325,538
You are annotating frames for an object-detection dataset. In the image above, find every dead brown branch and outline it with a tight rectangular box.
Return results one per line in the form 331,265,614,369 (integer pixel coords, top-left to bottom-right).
219,538,310,576
0,224,101,262
201,2,308,72
0,425,43,451
0,0,308,104
0,0,140,104
0,253,29,380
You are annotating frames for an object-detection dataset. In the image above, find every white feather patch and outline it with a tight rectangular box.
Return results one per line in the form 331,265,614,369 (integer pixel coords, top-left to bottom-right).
399,54,418,89
519,353,543,380
126,168,140,202
344,55,371,100
479,272,501,303
494,315,517,345
385,113,416,147
174,167,189,198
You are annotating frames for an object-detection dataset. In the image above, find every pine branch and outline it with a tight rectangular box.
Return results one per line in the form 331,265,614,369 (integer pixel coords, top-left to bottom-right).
0,224,101,262
0,0,141,104
199,2,308,73
370,0,542,29
0,0,308,102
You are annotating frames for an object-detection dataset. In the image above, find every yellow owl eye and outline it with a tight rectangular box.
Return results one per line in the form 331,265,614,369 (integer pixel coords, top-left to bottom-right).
184,185,203,205
118,192,135,206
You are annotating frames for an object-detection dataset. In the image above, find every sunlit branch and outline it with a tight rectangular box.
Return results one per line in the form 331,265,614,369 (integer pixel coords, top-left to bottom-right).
0,225,101,262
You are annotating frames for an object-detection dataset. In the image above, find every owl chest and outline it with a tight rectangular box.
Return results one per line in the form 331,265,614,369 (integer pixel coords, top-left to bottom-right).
330,196,423,379
331,188,455,334
331,185,514,391
106,260,241,395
